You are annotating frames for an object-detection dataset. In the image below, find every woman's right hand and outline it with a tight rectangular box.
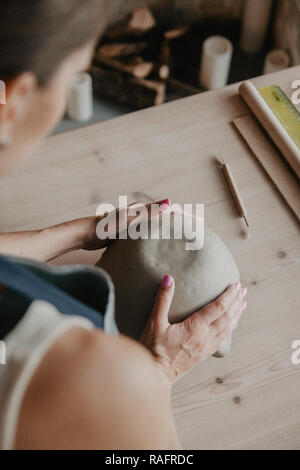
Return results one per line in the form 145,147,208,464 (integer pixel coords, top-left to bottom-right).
140,276,247,384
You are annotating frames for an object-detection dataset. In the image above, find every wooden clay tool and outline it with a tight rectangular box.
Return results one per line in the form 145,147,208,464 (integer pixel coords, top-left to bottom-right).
220,157,250,235
239,81,300,179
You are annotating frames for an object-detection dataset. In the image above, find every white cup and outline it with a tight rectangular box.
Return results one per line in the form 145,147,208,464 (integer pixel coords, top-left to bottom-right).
67,72,94,122
199,36,233,90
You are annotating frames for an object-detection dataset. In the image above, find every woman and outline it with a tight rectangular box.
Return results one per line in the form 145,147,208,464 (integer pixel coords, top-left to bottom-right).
0,1,247,450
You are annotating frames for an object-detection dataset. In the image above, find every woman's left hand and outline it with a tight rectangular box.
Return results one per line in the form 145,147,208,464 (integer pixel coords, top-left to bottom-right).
80,199,171,251
140,276,247,384
0,199,170,262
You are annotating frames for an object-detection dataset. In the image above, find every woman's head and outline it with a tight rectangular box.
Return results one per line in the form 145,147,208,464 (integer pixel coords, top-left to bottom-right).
0,0,108,174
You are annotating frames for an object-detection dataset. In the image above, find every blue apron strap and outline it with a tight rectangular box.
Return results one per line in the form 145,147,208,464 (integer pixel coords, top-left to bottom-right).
0,256,104,328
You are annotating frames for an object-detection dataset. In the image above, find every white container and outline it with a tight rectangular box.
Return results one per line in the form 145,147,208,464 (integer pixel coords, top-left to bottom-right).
199,36,233,90
263,49,290,75
67,72,93,122
241,0,273,53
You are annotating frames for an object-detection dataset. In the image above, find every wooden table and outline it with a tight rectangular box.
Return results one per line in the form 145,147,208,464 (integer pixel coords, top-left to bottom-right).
0,67,299,450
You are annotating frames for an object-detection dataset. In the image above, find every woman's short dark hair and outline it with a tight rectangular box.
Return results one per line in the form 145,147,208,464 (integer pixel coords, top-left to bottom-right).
0,0,108,85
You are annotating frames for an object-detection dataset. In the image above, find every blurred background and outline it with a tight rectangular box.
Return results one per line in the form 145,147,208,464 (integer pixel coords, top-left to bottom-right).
55,0,300,134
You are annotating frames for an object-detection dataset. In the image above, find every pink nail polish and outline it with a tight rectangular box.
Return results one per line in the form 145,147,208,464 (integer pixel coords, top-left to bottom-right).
159,199,171,207
162,274,173,288
243,301,247,311
242,287,248,297
236,282,241,291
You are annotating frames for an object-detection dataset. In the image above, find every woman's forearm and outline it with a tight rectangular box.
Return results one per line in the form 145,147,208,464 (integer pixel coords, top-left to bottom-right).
0,218,94,262
0,201,169,263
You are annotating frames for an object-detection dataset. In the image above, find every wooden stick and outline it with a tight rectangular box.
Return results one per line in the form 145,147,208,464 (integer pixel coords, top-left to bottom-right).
164,26,190,40
95,55,154,79
98,42,147,58
220,158,250,229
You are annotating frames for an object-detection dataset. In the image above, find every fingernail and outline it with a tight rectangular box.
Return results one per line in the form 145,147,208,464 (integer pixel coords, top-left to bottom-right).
159,199,171,207
236,282,241,291
162,274,173,288
242,287,247,297
242,301,247,311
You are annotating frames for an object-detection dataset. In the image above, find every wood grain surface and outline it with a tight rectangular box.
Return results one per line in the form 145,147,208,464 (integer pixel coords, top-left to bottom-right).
0,67,299,449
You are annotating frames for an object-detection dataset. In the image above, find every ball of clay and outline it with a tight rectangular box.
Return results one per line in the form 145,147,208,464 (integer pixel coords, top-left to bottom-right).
97,211,240,358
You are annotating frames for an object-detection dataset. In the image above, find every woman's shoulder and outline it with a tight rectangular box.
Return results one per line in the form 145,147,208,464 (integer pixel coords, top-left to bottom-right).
15,325,169,449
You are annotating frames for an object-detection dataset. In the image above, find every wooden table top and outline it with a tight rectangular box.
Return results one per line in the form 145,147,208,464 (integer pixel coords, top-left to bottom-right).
0,67,299,450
